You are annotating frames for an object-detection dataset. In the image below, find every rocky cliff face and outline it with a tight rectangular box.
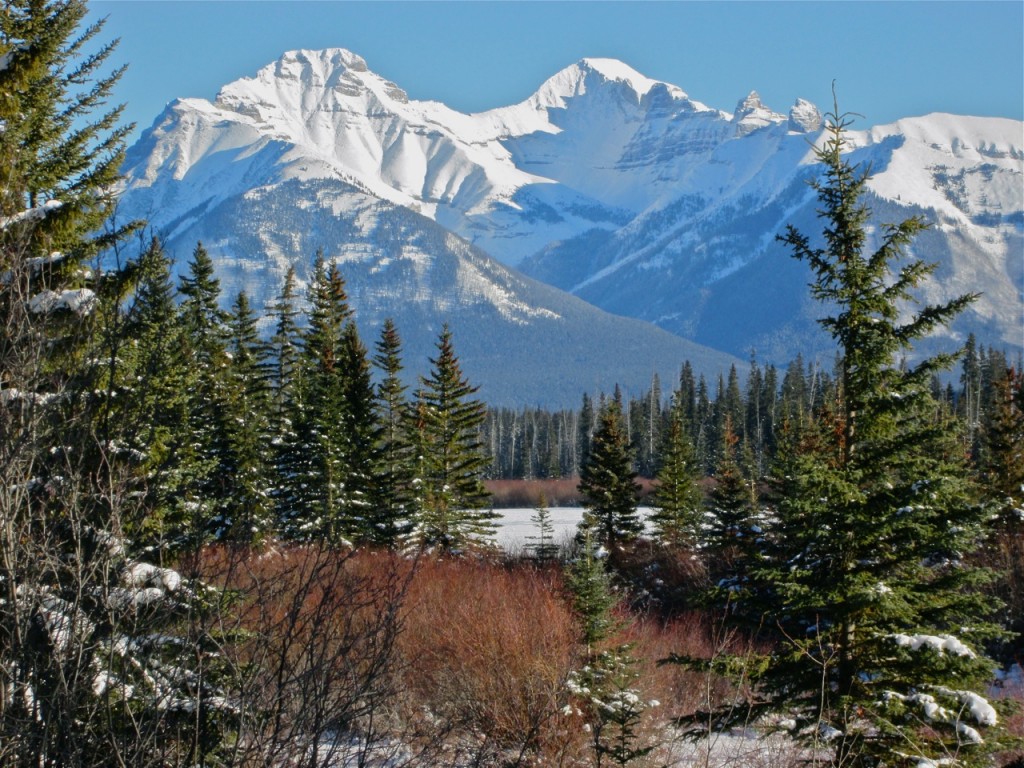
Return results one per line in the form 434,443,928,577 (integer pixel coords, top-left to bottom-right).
119,47,1023,385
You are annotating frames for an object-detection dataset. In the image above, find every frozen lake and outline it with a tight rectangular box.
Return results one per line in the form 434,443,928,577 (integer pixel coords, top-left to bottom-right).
492,507,654,552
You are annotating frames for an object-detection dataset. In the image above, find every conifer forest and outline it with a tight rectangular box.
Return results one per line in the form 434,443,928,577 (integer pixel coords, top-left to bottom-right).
1,2,1022,766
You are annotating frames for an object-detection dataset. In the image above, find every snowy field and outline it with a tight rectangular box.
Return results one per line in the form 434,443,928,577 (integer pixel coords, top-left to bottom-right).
492,507,655,552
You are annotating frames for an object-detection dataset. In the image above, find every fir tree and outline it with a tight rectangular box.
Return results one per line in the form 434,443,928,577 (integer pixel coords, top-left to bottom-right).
565,535,657,766
703,418,757,590
411,325,496,553
177,242,229,543
281,255,355,542
526,493,560,563
266,264,300,438
690,101,1007,764
120,237,197,550
336,318,379,543
577,397,642,560
649,390,703,550
369,319,416,547
0,6,234,762
980,366,1024,532
218,290,275,543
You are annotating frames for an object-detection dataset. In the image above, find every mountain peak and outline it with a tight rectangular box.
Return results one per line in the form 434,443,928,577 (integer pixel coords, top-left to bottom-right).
732,90,785,136
576,58,664,97
788,98,822,133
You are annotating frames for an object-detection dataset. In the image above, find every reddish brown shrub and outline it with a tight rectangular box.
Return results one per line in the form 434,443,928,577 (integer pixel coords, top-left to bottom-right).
197,545,413,764
399,557,583,760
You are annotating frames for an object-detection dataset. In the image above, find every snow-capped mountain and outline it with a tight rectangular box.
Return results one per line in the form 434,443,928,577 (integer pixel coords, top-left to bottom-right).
119,48,1023,386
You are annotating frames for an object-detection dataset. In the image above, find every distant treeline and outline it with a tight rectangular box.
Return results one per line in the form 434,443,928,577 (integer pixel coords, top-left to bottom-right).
482,335,1020,482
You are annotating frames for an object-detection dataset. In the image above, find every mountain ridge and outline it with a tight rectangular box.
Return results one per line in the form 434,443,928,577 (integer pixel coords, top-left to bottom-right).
119,48,1023,395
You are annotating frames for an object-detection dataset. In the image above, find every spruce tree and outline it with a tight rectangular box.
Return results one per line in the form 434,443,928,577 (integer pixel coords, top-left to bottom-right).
703,418,757,590
177,242,229,543
526,493,560,563
219,290,275,543
649,390,703,550
336,318,379,542
565,535,657,766
281,254,355,542
689,102,1007,764
369,319,416,547
0,6,235,763
267,265,300,438
411,324,496,553
120,237,197,551
577,397,643,560
980,366,1024,532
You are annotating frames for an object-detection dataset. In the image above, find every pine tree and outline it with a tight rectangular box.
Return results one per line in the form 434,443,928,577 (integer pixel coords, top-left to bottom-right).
696,101,1007,764
526,493,560,563
578,397,642,560
980,366,1024,531
649,390,703,550
120,237,197,550
565,535,657,766
0,6,235,763
177,242,229,543
703,418,757,589
336,318,379,542
368,319,416,547
280,255,355,542
219,290,275,543
411,325,496,553
267,265,300,438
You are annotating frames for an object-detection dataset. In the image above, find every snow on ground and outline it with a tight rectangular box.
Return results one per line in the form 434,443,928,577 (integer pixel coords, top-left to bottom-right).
492,507,654,552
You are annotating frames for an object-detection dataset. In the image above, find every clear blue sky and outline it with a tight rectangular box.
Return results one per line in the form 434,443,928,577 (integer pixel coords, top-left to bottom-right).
88,1,1023,143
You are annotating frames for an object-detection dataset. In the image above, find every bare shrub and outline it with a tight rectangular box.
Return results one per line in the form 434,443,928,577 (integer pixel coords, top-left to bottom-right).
197,545,413,766
399,557,582,763
486,477,584,508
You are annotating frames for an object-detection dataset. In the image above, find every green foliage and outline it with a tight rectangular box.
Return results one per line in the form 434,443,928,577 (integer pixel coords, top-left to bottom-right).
280,255,361,542
368,318,417,547
565,536,657,766
578,397,642,559
649,389,703,549
527,493,561,563
217,290,275,543
0,5,234,764
177,242,230,544
708,101,1007,765
411,324,496,553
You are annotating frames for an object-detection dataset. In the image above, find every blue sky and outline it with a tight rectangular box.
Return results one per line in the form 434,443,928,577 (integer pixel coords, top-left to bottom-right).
89,1,1023,143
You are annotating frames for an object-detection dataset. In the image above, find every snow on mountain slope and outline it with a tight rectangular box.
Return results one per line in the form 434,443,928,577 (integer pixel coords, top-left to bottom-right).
119,48,1023,374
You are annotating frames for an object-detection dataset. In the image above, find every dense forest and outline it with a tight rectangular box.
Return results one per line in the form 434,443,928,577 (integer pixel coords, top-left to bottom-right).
482,336,1020,486
1,2,1022,766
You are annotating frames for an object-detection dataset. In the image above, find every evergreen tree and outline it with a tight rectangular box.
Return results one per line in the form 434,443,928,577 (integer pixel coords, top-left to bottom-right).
120,237,197,550
978,366,1024,655
578,391,595,475
278,255,353,541
369,318,416,547
336,318,379,542
526,493,560,563
0,6,234,763
649,390,703,550
578,397,643,559
980,366,1024,532
177,242,229,542
266,264,300,438
694,102,1007,764
411,324,496,553
565,535,657,766
218,290,275,543
703,418,757,589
